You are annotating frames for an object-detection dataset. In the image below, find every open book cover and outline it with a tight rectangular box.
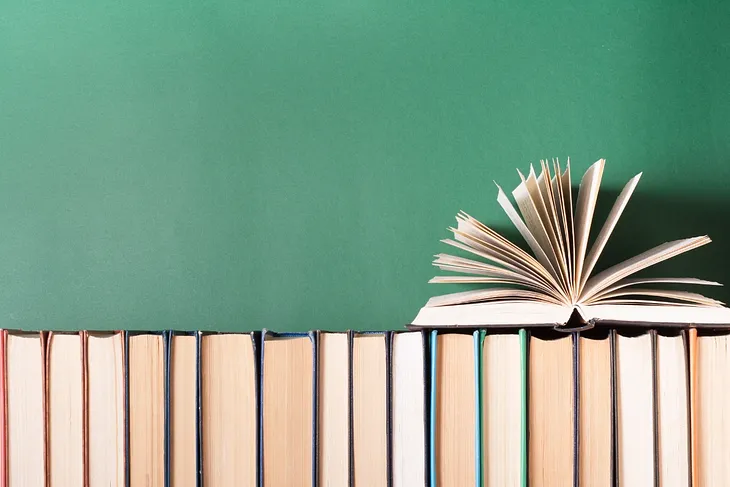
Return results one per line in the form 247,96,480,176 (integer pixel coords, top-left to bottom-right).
411,159,730,329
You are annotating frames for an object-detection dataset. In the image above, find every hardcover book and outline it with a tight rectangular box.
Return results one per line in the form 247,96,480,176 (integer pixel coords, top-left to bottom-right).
412,159,730,328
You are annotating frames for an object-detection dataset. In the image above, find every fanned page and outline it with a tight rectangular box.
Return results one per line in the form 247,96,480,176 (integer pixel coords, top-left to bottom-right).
414,158,730,327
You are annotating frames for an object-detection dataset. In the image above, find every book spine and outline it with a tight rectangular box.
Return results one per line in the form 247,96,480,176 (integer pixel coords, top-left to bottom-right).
478,330,485,487
347,330,354,487
164,331,171,487
609,329,617,487
423,330,430,487
385,331,393,487
687,328,698,487
123,331,130,487
311,330,319,487
81,332,89,487
520,329,528,487
572,332,579,487
389,330,429,487
0,330,6,487
195,332,203,487
42,332,49,487
650,330,659,487
252,331,262,487
429,330,437,487
680,329,690,487
259,330,315,487
473,330,481,487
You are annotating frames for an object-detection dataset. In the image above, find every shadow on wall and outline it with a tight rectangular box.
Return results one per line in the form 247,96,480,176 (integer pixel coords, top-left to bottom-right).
484,186,730,305
590,187,730,304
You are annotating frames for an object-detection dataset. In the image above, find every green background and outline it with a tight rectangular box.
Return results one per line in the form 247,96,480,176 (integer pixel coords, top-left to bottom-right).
1,0,729,331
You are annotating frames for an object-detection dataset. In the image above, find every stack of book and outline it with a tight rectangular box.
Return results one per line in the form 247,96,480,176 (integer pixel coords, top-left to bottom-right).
2,327,729,486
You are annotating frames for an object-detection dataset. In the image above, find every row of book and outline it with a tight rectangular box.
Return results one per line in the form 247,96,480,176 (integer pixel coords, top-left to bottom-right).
1,328,728,486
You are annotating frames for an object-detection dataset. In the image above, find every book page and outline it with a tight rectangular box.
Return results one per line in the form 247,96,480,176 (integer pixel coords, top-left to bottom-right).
442,236,556,293
551,160,573,297
561,162,576,290
458,211,538,265
458,211,560,289
412,301,573,327
591,288,723,306
537,163,566,264
429,275,564,299
530,335,574,487
431,254,563,298
434,251,562,294
573,159,605,286
496,185,564,297
586,277,721,303
426,288,562,307
520,167,569,288
392,333,426,487
455,216,558,289
513,176,568,295
616,334,655,486
580,236,711,301
582,303,730,325
579,173,641,292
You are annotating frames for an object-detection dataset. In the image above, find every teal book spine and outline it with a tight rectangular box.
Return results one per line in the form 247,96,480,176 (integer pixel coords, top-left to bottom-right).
474,330,486,487
520,329,528,487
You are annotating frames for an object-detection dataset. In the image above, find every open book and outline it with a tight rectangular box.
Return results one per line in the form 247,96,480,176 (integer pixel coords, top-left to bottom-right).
412,159,730,328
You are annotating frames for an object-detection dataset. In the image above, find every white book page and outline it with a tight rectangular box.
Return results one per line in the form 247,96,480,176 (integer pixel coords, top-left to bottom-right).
591,288,723,306
454,216,556,289
573,159,605,286
580,236,711,301
513,174,569,295
581,303,730,324
586,277,721,303
392,333,426,487
656,335,689,487
426,288,562,307
412,301,572,327
431,255,563,299
551,160,574,297
442,236,553,290
537,163,566,264
495,185,564,297
522,167,569,288
616,334,655,486
561,162,576,290
429,275,561,298
580,173,641,292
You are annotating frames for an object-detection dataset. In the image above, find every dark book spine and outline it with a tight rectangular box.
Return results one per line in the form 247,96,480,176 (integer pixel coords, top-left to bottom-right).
573,332,579,487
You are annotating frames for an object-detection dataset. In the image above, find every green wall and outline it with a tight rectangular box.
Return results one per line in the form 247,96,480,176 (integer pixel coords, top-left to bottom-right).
1,1,729,331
